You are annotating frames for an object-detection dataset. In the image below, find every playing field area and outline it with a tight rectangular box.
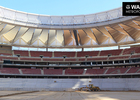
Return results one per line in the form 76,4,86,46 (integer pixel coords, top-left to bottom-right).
0,91,139,100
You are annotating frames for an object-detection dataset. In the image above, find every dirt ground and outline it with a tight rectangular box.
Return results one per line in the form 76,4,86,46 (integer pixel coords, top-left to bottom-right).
0,91,139,100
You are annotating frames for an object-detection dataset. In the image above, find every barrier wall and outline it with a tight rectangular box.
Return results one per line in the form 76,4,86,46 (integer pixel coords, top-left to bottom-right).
0,78,140,91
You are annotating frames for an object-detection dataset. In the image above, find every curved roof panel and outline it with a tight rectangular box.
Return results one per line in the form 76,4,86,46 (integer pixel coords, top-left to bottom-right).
0,4,140,48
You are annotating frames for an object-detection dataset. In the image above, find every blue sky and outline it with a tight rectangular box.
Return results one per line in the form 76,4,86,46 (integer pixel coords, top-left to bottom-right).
0,0,134,16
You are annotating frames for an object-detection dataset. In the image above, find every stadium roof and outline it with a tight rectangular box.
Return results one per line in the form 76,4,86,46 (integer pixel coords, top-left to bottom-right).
0,1,140,48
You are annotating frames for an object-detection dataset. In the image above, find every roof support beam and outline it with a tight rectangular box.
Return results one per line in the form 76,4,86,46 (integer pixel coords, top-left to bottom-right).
11,27,21,44
132,20,140,29
118,24,136,41
104,27,117,43
73,30,79,46
109,25,134,42
122,23,139,30
29,29,35,45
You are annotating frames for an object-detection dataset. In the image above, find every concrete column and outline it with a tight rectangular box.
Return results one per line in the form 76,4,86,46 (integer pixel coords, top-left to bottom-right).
1,64,3,68
46,48,48,51
118,46,120,49
102,61,103,65
82,48,84,51
124,60,125,64
28,51,31,57
52,52,54,57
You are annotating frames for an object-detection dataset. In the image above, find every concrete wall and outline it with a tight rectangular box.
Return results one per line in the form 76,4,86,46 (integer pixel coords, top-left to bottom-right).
0,78,139,91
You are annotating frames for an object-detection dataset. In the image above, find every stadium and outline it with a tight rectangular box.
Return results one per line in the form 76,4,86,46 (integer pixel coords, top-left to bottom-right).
0,0,140,100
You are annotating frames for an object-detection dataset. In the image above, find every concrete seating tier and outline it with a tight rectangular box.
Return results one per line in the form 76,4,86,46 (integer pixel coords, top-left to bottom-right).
0,68,20,74
65,58,77,61
79,58,85,61
100,49,122,56
109,56,129,60
77,51,99,57
0,67,139,75
87,57,107,61
127,67,140,73
131,55,140,58
0,53,12,56
43,69,62,75
106,68,128,74
21,69,41,74
20,57,41,61
54,52,75,57
30,51,52,57
43,58,63,61
14,50,29,57
0,56,18,61
65,69,84,75
123,47,140,55
85,69,106,74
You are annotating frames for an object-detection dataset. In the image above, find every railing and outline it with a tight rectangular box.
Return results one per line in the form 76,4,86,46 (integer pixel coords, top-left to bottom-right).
0,6,123,26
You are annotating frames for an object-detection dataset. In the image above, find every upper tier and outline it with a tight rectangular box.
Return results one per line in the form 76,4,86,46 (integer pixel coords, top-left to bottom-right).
0,6,137,29
0,4,140,48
